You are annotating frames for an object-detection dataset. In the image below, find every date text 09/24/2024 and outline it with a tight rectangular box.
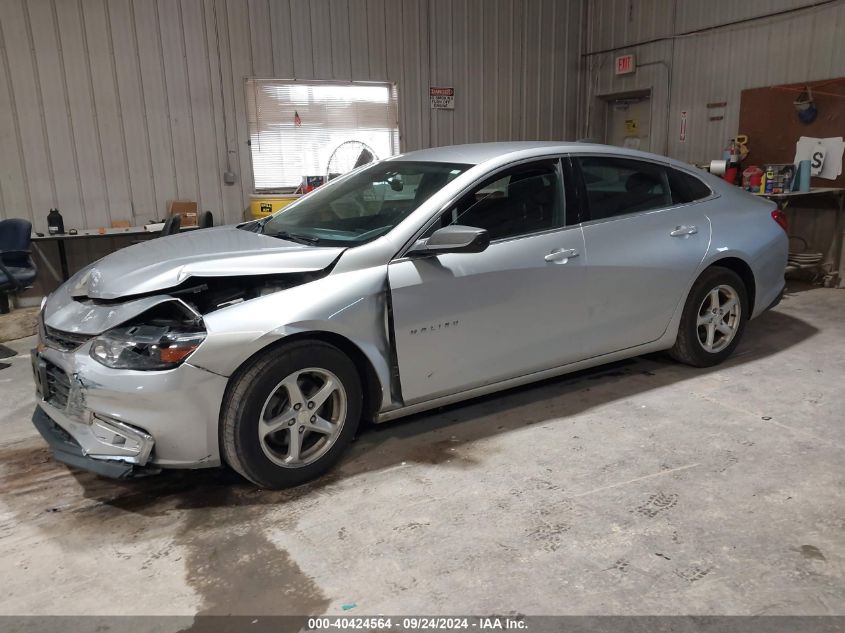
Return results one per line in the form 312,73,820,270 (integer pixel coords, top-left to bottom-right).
307,617,527,630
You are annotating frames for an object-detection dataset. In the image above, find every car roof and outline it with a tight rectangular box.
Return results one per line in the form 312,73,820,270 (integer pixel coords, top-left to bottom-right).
387,142,577,165
386,141,698,173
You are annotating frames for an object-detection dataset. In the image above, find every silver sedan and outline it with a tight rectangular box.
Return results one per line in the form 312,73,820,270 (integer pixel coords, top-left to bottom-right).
33,142,788,488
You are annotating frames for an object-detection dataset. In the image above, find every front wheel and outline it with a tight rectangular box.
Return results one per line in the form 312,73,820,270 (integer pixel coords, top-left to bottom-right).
220,340,362,488
670,266,748,367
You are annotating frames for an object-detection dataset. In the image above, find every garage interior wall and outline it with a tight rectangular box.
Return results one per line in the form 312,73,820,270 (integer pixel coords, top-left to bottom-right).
0,0,583,235
580,0,845,163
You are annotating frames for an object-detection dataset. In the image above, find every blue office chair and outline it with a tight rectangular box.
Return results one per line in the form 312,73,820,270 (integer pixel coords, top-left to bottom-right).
0,219,37,314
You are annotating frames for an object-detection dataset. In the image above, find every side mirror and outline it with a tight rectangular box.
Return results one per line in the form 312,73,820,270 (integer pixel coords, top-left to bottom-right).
410,225,490,256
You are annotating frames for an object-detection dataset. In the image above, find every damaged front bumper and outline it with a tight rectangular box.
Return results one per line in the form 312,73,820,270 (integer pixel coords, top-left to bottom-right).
30,341,229,477
32,405,159,478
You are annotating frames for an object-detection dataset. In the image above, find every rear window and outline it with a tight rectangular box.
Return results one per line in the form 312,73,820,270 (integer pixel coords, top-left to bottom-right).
668,168,712,204
577,156,671,220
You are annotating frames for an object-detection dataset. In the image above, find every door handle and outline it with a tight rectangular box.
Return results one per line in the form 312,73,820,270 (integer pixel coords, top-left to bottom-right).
670,225,698,237
544,248,579,263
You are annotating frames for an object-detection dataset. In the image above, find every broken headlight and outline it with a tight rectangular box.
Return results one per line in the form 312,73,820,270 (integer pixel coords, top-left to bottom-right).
90,323,206,371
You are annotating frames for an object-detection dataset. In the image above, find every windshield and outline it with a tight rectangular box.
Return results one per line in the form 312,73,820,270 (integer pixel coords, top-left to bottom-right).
255,161,470,246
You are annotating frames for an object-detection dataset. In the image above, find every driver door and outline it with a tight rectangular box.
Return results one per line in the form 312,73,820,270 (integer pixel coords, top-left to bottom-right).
388,159,588,405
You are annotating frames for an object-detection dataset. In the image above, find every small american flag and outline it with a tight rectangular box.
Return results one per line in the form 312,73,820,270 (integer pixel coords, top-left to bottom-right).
294,111,302,127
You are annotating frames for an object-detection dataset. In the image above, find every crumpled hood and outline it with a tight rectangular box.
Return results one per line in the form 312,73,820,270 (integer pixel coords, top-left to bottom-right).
68,226,345,300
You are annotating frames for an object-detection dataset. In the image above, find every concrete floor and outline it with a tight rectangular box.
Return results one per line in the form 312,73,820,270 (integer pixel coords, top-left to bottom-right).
0,284,842,617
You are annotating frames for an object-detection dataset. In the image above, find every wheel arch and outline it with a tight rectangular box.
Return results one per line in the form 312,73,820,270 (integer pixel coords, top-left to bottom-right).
659,253,758,350
222,331,384,425
705,256,756,316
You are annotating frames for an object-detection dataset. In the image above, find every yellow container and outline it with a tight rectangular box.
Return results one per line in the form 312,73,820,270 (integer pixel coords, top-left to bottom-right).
249,194,300,220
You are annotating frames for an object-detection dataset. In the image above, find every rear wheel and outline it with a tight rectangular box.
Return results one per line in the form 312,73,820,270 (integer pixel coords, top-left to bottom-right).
220,340,361,488
670,266,748,367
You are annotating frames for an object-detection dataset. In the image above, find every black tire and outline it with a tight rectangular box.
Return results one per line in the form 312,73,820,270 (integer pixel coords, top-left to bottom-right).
670,266,749,368
220,340,362,489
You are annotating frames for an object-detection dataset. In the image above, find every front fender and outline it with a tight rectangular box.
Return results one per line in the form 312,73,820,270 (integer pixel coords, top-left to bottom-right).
186,266,394,410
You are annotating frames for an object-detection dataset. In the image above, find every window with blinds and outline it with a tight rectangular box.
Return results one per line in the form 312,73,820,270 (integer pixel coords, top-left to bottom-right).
245,79,400,191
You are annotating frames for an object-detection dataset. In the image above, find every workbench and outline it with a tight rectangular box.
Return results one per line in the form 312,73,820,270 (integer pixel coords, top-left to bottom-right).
32,225,198,282
759,187,845,288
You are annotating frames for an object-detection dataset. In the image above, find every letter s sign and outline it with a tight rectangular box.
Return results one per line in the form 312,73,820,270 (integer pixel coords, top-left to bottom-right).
810,146,826,176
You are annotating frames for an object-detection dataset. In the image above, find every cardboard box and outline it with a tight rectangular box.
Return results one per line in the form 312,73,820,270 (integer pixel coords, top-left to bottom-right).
167,200,198,227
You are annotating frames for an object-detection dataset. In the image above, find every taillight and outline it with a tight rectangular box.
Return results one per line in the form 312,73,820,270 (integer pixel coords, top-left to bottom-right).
771,208,788,233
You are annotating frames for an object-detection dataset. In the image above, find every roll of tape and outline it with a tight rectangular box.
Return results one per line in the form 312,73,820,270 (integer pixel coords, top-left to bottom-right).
709,160,727,176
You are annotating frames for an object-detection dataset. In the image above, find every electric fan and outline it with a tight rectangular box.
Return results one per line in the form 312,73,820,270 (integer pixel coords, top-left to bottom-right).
325,141,377,182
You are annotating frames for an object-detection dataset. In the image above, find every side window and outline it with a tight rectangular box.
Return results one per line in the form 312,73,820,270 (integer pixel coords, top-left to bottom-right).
427,160,564,241
667,168,712,204
577,156,671,220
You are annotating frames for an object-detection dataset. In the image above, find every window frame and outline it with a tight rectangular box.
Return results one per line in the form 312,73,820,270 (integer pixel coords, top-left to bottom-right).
569,153,717,226
395,156,578,259
245,78,401,192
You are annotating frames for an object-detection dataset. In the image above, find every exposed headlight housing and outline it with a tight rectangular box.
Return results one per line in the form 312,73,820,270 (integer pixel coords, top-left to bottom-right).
91,325,206,370
89,303,206,370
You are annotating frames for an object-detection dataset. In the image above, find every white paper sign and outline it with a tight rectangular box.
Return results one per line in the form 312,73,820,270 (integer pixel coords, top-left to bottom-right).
794,136,844,181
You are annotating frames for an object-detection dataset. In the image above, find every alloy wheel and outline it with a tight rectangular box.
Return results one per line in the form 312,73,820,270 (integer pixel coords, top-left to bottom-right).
257,367,347,468
696,284,741,354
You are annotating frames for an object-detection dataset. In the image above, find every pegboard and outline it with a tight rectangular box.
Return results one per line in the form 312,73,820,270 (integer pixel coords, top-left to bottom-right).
738,77,845,188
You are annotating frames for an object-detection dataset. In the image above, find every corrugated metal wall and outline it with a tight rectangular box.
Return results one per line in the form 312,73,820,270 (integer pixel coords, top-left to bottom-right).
428,0,582,147
581,0,845,163
0,0,583,235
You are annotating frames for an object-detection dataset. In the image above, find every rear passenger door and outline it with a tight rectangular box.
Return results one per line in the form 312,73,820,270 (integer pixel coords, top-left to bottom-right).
573,155,713,358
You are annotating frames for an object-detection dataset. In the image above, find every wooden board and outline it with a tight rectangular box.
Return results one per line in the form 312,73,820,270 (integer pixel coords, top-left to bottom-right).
738,77,845,189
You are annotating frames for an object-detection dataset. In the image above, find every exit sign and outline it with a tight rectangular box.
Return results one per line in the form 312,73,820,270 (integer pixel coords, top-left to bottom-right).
615,54,635,75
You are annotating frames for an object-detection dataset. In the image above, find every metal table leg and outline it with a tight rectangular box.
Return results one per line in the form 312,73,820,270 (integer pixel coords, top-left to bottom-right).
836,192,845,289
57,239,69,281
